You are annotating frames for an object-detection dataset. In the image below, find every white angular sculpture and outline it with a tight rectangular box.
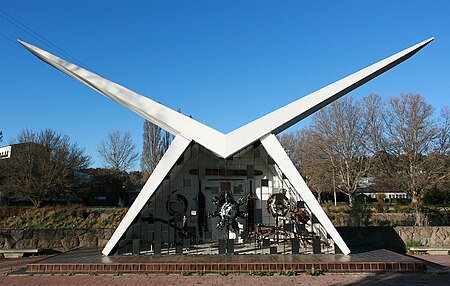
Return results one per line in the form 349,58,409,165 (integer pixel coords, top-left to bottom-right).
20,38,433,256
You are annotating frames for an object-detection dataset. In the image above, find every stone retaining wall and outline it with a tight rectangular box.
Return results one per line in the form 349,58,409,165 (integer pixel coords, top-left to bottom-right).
1,227,449,254
330,213,416,226
394,226,450,247
0,229,114,252
337,226,450,253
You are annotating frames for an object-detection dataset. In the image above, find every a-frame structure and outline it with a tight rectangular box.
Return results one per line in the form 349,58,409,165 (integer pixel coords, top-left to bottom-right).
20,38,433,256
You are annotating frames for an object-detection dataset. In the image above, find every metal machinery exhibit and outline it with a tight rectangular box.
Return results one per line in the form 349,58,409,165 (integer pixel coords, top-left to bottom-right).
20,37,433,256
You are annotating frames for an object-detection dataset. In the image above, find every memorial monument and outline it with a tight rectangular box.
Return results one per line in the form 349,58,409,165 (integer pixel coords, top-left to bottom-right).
20,37,433,256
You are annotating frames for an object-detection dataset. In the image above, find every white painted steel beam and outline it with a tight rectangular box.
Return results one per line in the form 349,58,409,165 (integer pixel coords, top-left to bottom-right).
226,38,434,156
261,134,351,254
20,38,433,256
18,40,227,156
19,38,433,158
102,135,192,256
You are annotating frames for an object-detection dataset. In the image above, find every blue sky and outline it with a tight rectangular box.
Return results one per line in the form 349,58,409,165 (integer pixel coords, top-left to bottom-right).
1,0,449,170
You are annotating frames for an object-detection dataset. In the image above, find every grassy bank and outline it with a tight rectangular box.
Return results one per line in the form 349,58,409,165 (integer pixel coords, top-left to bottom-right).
0,206,127,229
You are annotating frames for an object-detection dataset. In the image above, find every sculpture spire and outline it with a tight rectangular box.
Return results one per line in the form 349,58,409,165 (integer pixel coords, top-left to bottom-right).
19,38,433,157
18,40,227,155
226,38,434,155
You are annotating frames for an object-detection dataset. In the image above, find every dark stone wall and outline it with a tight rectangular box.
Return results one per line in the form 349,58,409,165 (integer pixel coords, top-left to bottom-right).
337,227,407,253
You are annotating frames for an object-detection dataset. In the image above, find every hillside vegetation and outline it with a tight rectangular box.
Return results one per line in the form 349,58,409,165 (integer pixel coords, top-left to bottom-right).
0,206,127,229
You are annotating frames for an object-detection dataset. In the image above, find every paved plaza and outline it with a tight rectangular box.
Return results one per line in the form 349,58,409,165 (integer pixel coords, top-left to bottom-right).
1,254,449,286
24,248,427,274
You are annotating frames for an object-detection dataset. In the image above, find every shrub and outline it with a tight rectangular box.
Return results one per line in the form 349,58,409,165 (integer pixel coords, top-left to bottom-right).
306,266,324,276
281,268,300,276
405,239,423,253
346,196,372,226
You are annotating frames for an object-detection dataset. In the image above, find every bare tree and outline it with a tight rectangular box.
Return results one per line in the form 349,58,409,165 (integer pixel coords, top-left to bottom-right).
279,130,302,170
280,129,334,204
141,120,172,180
310,97,370,206
436,106,450,154
362,93,385,155
373,94,448,225
0,129,91,207
298,129,335,204
280,93,449,225
97,130,139,172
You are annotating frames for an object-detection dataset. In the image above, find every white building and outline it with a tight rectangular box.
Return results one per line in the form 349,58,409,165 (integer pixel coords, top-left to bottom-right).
0,146,11,160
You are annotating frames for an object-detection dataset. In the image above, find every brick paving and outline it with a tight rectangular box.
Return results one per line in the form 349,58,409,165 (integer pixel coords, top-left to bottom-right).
0,257,43,274
25,248,427,274
1,272,450,286
1,253,449,285
412,254,450,269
